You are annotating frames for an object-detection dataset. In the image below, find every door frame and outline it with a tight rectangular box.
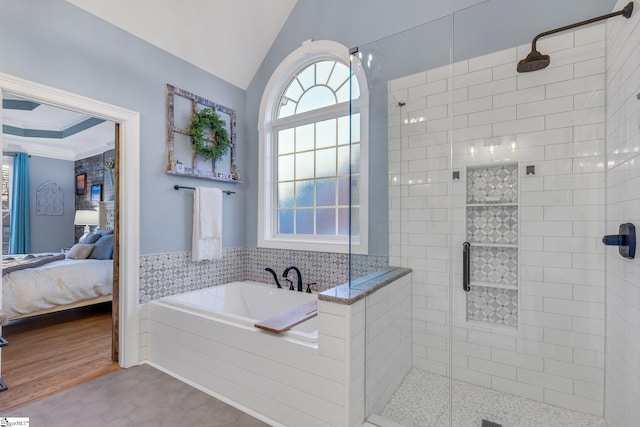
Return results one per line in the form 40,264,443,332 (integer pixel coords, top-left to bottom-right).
0,72,140,368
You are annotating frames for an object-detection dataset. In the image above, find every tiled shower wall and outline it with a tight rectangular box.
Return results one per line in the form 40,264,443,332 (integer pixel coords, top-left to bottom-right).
389,24,606,415
604,2,640,425
139,247,388,302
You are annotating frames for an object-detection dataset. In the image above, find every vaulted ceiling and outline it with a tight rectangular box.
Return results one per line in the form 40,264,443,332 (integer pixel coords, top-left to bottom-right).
66,0,298,90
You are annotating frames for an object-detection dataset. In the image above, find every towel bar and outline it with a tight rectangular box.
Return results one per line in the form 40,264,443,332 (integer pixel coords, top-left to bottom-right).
173,185,235,195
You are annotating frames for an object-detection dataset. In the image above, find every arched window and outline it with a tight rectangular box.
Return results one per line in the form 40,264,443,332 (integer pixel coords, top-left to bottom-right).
258,40,368,253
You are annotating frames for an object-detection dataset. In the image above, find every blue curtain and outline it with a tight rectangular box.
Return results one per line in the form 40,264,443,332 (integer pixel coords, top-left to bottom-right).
9,152,30,254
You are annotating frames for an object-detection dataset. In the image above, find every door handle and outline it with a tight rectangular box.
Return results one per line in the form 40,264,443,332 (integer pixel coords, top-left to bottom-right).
463,241,471,292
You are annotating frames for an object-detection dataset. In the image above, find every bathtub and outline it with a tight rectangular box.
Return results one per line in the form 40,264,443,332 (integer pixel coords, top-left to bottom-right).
154,280,318,343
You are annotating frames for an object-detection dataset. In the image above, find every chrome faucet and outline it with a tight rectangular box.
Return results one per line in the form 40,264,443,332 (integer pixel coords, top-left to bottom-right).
264,267,282,288
283,266,303,292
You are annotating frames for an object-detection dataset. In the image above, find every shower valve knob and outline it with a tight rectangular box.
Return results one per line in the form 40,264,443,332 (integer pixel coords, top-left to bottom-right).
602,223,635,259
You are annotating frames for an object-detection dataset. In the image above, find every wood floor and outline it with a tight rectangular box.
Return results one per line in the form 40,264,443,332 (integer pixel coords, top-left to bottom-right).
0,303,119,412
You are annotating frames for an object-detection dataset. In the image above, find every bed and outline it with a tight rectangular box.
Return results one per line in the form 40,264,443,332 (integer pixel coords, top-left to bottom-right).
2,254,113,321
2,201,115,322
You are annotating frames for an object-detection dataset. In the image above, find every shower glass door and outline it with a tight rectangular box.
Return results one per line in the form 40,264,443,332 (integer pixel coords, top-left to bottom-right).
357,1,608,426
449,3,606,426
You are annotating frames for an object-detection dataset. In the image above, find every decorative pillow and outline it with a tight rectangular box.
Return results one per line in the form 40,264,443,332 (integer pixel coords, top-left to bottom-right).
67,243,95,259
96,228,114,236
89,234,114,260
80,232,101,244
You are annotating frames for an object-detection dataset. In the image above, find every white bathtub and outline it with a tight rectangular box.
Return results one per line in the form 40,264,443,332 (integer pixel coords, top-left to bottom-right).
155,280,318,343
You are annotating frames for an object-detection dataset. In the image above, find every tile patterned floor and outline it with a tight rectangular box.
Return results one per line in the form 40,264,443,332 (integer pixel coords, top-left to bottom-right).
375,369,605,427
4,364,269,427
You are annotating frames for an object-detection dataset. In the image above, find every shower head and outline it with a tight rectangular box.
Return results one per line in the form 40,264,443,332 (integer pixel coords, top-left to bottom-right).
517,2,633,73
516,50,550,73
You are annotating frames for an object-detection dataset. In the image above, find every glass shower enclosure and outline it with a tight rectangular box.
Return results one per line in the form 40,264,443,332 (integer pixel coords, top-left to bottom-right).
352,2,610,426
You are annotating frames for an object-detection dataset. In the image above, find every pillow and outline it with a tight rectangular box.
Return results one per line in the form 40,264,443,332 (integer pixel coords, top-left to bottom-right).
67,243,95,259
89,234,114,260
80,232,101,244
96,228,114,236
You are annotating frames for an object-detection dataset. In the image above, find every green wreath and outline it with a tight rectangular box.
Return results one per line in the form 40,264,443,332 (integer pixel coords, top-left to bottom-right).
188,108,231,162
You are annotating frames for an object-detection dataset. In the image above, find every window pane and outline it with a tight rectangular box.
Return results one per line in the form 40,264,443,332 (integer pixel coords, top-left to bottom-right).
296,210,314,234
295,180,314,207
278,98,296,118
316,178,336,206
337,115,349,145
316,118,336,148
279,210,293,234
335,82,350,104
316,61,334,85
278,128,294,155
295,124,314,152
278,182,294,208
297,64,315,90
279,154,294,182
284,79,303,102
338,208,349,236
338,176,350,205
316,147,336,178
295,151,314,180
297,86,336,114
317,209,336,236
328,62,350,91
337,145,350,175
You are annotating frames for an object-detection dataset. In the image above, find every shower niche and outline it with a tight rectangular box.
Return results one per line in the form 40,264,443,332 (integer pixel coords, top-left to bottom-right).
465,163,518,328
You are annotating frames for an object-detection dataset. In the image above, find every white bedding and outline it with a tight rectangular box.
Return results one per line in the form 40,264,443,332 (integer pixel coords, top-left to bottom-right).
2,257,113,320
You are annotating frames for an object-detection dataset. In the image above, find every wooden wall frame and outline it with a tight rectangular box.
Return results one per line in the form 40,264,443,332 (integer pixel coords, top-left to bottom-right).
165,84,239,182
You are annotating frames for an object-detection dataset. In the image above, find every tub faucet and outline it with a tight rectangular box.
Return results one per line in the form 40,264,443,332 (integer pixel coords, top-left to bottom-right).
264,268,282,288
283,266,303,292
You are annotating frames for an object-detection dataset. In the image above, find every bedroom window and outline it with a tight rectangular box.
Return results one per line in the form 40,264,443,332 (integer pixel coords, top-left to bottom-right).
258,40,369,254
2,156,12,255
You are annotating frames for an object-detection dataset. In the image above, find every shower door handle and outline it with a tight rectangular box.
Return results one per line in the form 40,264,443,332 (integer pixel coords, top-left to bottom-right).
462,242,471,292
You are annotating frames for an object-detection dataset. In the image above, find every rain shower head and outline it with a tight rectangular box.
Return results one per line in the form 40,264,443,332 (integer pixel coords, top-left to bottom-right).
517,2,634,73
516,50,551,73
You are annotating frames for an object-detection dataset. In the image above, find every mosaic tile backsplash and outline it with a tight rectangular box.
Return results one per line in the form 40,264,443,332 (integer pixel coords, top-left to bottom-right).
467,164,518,204
470,246,518,287
139,247,389,302
466,286,518,327
467,206,518,245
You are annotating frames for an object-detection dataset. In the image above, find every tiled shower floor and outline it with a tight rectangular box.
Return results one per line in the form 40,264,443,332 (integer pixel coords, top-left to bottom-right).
372,369,605,427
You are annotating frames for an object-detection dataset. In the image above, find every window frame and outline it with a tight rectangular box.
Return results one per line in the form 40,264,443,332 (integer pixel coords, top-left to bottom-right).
258,40,369,254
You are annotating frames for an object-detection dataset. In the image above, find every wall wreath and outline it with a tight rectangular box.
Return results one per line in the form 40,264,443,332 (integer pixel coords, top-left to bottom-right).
188,108,231,162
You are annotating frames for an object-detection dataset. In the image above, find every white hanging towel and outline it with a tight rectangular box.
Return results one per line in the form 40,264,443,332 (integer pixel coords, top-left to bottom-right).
192,187,222,261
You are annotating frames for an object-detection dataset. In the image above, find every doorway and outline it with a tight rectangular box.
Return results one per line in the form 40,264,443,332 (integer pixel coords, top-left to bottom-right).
0,73,140,395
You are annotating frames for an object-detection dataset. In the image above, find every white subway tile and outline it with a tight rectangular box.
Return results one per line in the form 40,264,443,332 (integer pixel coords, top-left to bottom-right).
544,389,603,416
517,64,574,90
544,328,605,352
573,348,605,369
546,107,604,130
468,77,516,99
468,357,516,380
517,96,573,119
388,71,427,92
492,348,543,371
575,57,606,78
453,96,492,115
468,330,516,351
492,377,543,401
543,298,604,320
408,79,447,99
468,47,517,72
517,338,573,362
517,367,573,393
545,358,604,385
452,68,492,88
469,106,517,126
546,74,605,98
575,23,606,46
493,86,545,108
452,366,492,388
574,380,604,402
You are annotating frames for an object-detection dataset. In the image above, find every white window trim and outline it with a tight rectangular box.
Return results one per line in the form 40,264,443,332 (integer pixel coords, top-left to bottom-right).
258,39,369,254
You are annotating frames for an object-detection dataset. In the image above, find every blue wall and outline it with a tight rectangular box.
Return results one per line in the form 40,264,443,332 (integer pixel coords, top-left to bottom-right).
28,156,76,252
0,0,618,256
0,0,247,254
243,0,617,255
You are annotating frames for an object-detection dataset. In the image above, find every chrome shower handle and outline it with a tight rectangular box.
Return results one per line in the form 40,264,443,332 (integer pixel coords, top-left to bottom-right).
463,242,471,292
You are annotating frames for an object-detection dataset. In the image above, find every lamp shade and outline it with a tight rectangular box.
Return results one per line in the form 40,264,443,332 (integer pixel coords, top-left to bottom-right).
74,209,99,226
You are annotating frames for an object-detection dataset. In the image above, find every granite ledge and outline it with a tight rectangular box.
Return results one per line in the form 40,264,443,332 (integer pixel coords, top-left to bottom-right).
318,267,411,305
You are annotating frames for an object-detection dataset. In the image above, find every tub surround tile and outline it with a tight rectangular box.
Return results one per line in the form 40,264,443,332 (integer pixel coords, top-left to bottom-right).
139,248,389,302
